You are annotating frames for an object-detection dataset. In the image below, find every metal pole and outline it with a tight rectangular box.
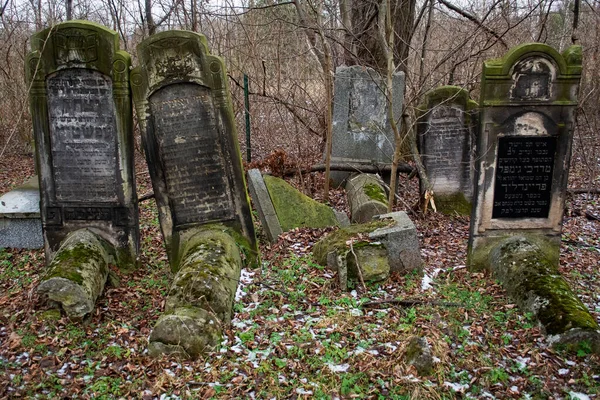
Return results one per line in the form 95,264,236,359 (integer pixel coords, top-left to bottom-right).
244,74,251,163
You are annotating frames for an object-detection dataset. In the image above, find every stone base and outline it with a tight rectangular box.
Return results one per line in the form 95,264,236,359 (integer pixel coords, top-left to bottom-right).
0,177,43,249
370,212,422,273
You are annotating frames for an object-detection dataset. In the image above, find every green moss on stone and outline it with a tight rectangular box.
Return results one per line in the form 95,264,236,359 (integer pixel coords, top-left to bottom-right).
490,237,599,337
312,220,391,265
363,183,388,204
435,192,471,216
263,175,339,232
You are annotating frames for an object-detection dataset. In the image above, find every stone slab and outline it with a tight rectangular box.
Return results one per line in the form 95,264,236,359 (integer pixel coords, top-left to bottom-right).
247,169,283,243
0,177,43,249
330,66,405,185
370,211,421,273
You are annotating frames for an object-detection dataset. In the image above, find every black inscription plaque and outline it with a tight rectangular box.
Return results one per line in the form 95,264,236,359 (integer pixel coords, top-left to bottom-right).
149,83,235,227
47,69,119,203
492,136,557,218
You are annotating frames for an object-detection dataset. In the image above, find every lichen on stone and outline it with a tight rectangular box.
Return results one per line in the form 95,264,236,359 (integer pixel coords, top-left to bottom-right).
262,174,339,232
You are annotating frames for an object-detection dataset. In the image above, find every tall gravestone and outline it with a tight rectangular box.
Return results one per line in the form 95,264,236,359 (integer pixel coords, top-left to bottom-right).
26,21,139,268
132,31,258,358
468,43,581,269
330,66,405,185
466,45,600,350
417,86,478,215
131,30,257,267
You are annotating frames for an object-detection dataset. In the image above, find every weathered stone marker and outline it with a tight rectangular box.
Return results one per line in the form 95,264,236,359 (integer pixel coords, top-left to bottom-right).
132,30,258,358
468,44,600,351
345,174,388,223
26,21,139,319
330,66,405,185
0,177,43,249
417,86,477,215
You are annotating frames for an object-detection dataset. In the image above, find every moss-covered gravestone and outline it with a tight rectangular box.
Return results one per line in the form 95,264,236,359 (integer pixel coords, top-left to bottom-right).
26,21,139,319
131,31,258,358
416,86,478,215
468,44,600,351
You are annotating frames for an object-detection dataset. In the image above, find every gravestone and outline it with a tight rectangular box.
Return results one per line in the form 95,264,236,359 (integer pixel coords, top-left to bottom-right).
330,66,405,185
467,43,582,270
417,86,478,215
26,21,139,268
131,30,257,267
132,31,258,358
0,177,43,249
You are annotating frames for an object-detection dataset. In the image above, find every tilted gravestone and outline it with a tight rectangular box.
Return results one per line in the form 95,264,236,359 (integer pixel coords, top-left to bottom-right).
330,66,405,185
131,30,258,358
468,44,600,350
417,86,478,215
26,21,139,319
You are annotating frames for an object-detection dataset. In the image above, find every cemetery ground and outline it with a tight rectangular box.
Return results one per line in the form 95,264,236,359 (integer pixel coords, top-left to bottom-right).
0,151,599,399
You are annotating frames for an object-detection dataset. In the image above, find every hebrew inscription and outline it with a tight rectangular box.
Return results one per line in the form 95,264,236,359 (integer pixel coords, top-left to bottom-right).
492,136,557,218
149,83,235,227
424,105,470,192
47,69,119,203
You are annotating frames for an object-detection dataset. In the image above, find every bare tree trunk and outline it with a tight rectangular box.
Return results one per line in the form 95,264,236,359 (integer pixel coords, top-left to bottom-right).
339,0,354,65
418,0,434,88
66,0,73,20
392,0,416,73
572,0,580,44
145,0,156,35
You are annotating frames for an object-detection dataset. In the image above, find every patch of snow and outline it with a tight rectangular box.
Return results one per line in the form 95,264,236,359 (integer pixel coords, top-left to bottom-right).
515,356,530,369
296,388,313,395
350,290,357,298
558,368,570,376
327,363,350,373
350,308,362,316
568,393,591,400
444,382,469,392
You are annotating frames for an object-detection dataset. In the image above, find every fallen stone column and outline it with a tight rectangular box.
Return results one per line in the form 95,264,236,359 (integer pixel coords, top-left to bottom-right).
148,227,243,359
345,174,389,223
37,229,110,320
489,236,600,352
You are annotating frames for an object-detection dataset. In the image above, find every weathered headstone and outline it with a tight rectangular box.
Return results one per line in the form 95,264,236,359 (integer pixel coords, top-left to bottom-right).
26,21,139,269
468,44,600,351
131,30,258,358
345,173,388,223
417,86,477,215
0,177,43,249
468,44,581,268
330,66,405,185
131,30,257,267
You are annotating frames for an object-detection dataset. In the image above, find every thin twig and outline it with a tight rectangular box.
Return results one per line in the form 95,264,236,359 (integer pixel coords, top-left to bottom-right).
349,240,367,292
362,298,463,308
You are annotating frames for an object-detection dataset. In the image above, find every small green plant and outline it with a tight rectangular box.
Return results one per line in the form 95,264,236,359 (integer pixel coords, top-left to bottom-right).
487,367,509,385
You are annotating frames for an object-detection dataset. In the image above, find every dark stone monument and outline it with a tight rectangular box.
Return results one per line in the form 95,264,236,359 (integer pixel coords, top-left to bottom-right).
330,66,405,185
468,43,582,269
131,31,257,267
417,86,478,215
467,45,600,351
26,21,138,267
26,21,139,319
131,31,258,358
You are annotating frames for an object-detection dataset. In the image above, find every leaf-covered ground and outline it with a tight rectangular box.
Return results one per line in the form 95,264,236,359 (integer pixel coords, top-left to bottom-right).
0,152,599,399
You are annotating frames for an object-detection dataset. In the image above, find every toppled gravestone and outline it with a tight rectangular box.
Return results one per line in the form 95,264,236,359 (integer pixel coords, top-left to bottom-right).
345,173,389,223
313,212,421,289
468,43,600,352
26,21,139,319
261,174,341,232
246,169,283,243
0,177,43,249
132,30,258,358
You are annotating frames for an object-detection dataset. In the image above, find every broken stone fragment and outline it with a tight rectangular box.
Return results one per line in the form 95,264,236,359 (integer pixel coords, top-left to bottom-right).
405,336,434,376
489,236,600,353
148,227,242,358
37,229,110,320
345,173,388,223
